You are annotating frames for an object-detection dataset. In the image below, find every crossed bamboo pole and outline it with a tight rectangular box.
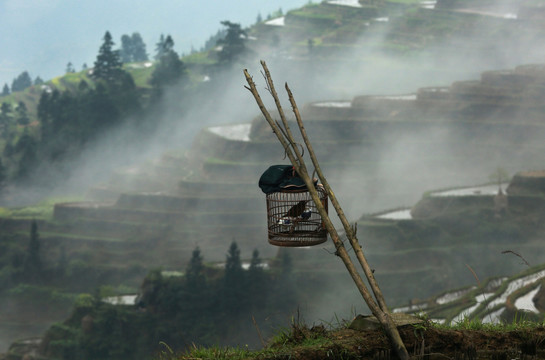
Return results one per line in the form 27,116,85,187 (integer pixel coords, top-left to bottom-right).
244,61,409,360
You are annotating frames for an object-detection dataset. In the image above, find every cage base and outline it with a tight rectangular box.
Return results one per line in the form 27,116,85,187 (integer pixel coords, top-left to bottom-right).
268,230,328,247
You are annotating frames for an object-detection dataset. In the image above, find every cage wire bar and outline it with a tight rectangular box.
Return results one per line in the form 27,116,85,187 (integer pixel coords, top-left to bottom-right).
266,188,328,247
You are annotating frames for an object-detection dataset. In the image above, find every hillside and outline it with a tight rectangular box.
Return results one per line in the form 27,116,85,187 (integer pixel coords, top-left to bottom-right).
4,0,545,358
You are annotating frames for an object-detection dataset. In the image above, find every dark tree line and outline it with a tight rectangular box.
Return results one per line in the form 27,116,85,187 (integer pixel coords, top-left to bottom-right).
31,33,142,174
0,30,188,189
0,22,250,192
138,241,296,348
40,242,298,360
2,72,43,95
11,71,32,92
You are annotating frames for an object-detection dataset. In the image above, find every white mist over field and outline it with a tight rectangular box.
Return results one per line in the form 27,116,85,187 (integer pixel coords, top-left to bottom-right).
4,0,545,353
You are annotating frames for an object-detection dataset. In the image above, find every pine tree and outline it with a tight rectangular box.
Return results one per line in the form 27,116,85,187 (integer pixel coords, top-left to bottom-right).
0,102,12,128
185,247,206,288
247,249,268,314
24,219,42,282
149,35,186,101
221,241,246,317
92,32,139,117
33,76,43,85
1,84,9,96
131,33,148,62
120,33,148,63
16,101,29,125
66,62,75,73
154,34,166,60
11,71,32,92
150,39,186,90
15,129,38,179
120,34,133,63
180,247,216,345
92,31,124,83
216,21,247,64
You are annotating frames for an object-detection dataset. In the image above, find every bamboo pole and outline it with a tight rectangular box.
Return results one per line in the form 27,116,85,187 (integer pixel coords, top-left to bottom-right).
284,82,388,313
243,62,409,360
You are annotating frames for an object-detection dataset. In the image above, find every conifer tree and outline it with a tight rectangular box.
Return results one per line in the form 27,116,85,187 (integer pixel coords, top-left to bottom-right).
66,62,75,73
120,34,133,63
16,101,29,125
181,247,216,344
11,71,32,92
150,35,186,96
247,249,268,314
0,102,12,128
24,219,42,282
121,33,149,63
15,129,38,179
92,31,124,83
154,34,166,60
221,241,245,317
1,84,9,96
131,32,148,62
216,21,247,64
185,247,206,289
120,32,149,63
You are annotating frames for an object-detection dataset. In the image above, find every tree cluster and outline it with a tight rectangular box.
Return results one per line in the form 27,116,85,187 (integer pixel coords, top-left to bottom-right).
0,23,243,192
39,242,299,360
3,71,44,96
0,31,145,187
11,71,32,92
120,32,148,63
216,21,249,64
138,242,296,349
150,35,187,95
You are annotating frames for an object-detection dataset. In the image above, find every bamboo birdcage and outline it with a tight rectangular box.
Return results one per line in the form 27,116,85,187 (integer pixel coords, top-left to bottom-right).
266,187,328,247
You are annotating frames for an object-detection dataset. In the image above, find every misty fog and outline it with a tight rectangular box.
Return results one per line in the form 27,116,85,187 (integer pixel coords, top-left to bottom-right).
4,0,545,354
24,0,545,280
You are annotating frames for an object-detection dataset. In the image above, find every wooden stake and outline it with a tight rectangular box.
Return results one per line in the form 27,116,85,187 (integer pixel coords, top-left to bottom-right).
243,62,409,360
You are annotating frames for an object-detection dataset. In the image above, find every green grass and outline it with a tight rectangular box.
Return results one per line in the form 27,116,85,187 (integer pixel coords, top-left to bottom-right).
162,344,256,360
125,63,155,88
1,196,84,220
158,315,545,360
159,321,333,360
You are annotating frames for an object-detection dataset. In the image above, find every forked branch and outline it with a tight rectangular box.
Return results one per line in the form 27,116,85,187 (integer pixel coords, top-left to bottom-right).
243,61,409,360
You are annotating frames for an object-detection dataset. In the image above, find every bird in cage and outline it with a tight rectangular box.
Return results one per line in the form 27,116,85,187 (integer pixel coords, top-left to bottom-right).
277,200,312,233
285,200,308,218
